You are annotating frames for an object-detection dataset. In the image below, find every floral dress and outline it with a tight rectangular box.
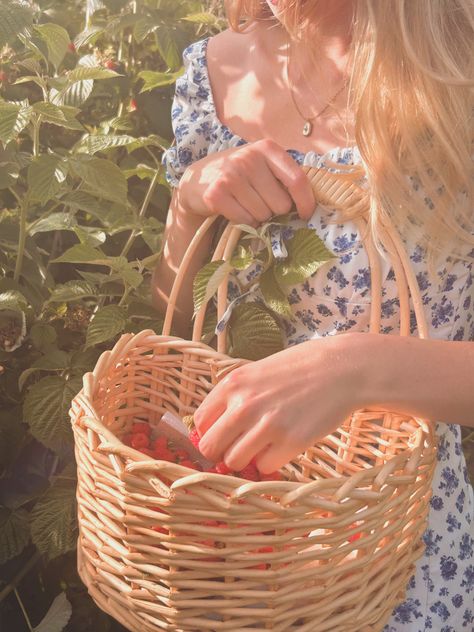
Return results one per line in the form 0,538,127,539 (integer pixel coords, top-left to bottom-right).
161,37,474,631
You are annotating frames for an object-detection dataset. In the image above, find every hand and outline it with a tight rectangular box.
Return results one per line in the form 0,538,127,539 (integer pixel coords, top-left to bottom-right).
193,333,365,474
177,138,316,227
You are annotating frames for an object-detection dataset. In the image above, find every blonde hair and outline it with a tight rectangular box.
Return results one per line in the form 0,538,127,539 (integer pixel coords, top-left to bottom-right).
224,0,474,273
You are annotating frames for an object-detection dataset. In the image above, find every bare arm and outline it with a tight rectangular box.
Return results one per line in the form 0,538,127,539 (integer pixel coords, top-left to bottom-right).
151,186,219,338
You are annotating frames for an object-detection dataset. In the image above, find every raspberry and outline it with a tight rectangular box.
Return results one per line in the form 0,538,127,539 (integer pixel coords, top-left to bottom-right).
180,459,198,469
139,447,154,457
67,42,76,53
154,447,174,462
131,432,149,449
122,433,133,447
188,428,201,448
238,464,260,481
215,461,231,474
151,436,168,451
132,422,151,435
260,471,284,481
174,448,190,461
105,59,118,70
129,98,138,111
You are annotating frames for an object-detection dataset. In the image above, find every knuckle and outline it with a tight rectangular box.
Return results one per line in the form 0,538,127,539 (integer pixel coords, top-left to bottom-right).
272,196,293,215
256,138,278,152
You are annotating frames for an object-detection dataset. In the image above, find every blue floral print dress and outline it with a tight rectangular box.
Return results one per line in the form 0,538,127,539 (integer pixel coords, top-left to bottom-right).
161,37,474,631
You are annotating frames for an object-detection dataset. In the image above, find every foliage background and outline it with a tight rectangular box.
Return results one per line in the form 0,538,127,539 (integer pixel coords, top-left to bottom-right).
0,1,472,630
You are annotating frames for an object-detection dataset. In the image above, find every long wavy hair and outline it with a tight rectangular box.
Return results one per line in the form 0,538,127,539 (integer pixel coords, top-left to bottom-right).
224,0,474,272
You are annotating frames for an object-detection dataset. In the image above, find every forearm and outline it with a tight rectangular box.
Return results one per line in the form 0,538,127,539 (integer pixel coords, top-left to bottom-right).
348,332,474,427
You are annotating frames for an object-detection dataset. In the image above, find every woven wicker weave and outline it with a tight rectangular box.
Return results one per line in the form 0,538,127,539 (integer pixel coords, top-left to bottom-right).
70,165,437,632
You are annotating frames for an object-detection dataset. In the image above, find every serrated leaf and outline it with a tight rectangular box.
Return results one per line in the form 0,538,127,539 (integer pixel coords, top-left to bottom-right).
73,134,138,155
230,245,254,270
19,349,71,391
182,12,218,25
28,155,67,205
0,508,30,564
51,244,126,270
137,69,183,93
193,260,232,315
0,2,33,48
65,66,119,83
71,158,127,204
34,23,70,69
154,25,181,70
274,228,335,286
23,375,82,451
0,289,28,312
85,305,127,348
0,102,32,145
33,592,72,632
30,480,77,560
33,102,84,131
0,161,19,189
227,303,284,361
48,280,98,303
133,17,158,43
259,266,293,319
74,25,104,49
29,211,76,235
30,323,57,350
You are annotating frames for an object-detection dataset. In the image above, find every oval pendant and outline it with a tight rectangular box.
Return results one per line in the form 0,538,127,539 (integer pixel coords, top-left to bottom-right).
303,121,312,136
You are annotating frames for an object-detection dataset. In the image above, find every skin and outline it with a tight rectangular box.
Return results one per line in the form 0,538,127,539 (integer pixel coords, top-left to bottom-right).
189,2,474,474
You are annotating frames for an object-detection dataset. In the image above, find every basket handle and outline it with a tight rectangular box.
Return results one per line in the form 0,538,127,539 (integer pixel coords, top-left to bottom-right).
161,165,429,352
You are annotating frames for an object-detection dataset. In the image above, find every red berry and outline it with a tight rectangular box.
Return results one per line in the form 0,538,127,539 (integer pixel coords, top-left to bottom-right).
132,422,151,435
188,428,201,448
204,466,218,473
139,447,154,457
238,465,260,481
260,471,284,481
67,42,76,53
151,436,168,451
122,433,133,447
216,461,231,474
180,459,198,470
105,59,118,70
129,98,138,111
154,447,175,462
174,448,190,461
131,432,149,449
0,71,7,82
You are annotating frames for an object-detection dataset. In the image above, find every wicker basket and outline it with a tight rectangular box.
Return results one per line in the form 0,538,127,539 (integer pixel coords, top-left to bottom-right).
69,166,437,632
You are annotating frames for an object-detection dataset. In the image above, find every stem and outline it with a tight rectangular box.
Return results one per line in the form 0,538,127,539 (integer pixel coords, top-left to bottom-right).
14,198,28,283
32,118,40,157
14,589,34,632
119,168,160,259
0,553,42,604
462,430,474,444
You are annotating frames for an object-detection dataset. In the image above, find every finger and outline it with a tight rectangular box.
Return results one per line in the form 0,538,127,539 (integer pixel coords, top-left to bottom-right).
254,439,300,475
247,161,295,217
204,186,259,227
232,180,274,223
193,392,227,437
197,404,250,463
262,142,316,220
222,417,273,472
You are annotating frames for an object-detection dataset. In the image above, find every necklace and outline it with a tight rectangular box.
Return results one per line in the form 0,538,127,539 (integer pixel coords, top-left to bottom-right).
285,39,349,137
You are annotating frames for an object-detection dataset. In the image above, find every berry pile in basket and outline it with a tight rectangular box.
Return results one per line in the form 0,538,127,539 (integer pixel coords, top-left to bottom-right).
122,422,283,481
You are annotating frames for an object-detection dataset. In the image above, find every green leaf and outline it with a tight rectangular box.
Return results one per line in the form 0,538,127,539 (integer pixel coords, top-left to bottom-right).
18,349,72,391
29,211,76,235
0,2,33,48
193,260,233,315
137,69,183,93
51,243,125,269
115,262,143,289
33,592,72,632
182,12,219,25
23,375,82,451
230,245,254,270
71,157,128,204
259,265,293,319
47,280,98,303
85,305,127,348
73,134,139,155
30,323,57,350
274,228,335,286
34,23,70,69
30,480,77,560
74,25,104,49
227,302,284,361
64,66,119,83
33,102,84,131
0,102,32,146
154,25,181,70
28,155,67,205
0,161,19,189
0,508,30,564
0,289,28,312
123,164,157,180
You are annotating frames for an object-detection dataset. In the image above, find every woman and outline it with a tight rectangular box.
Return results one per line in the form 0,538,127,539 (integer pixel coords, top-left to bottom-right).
152,1,474,629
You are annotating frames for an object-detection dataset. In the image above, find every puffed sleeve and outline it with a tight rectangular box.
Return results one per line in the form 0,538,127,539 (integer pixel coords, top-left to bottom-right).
160,39,216,188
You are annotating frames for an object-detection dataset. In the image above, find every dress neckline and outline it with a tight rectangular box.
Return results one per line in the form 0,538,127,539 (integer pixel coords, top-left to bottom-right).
199,36,359,164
